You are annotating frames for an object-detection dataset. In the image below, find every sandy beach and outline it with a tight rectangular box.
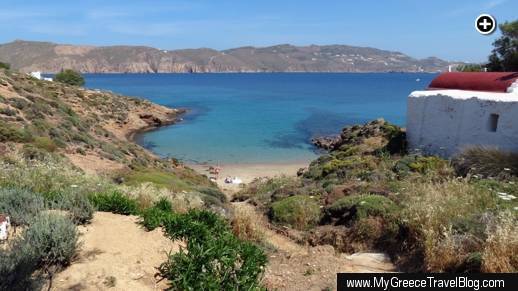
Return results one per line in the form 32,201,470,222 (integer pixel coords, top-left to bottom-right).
189,161,309,193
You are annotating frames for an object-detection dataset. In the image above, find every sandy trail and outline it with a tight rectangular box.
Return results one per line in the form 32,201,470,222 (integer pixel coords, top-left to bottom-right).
51,212,180,291
231,202,396,291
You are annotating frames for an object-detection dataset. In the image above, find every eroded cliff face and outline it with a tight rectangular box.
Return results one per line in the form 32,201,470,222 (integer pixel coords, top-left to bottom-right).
0,40,457,73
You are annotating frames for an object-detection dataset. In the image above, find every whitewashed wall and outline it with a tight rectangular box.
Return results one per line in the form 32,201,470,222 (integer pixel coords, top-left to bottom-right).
407,90,518,157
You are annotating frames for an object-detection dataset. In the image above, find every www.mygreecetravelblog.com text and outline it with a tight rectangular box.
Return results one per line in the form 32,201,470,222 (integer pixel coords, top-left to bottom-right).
337,273,518,291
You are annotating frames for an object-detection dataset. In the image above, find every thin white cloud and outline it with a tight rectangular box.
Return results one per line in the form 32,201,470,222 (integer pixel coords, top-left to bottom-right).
446,0,508,17
108,23,180,37
484,0,507,9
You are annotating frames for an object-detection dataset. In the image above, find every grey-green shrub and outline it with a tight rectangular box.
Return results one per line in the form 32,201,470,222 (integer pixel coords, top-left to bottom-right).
55,191,95,224
24,213,78,269
0,237,41,290
0,188,44,226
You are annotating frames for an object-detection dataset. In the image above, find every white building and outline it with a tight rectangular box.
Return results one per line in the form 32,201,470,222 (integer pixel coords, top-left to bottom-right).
29,71,53,81
30,71,42,79
407,72,518,157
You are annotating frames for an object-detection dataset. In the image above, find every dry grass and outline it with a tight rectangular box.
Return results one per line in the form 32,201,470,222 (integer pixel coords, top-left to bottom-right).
453,146,518,179
399,179,500,271
231,206,264,243
482,211,518,272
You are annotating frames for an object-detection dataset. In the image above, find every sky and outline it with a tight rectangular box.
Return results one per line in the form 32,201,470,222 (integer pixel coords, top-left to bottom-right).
0,0,516,62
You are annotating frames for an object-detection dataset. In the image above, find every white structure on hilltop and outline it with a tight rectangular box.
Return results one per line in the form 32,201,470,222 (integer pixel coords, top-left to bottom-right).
407,72,518,157
30,71,42,79
29,71,53,81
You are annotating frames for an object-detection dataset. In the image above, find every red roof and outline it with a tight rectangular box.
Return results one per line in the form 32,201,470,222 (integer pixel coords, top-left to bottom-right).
428,72,518,93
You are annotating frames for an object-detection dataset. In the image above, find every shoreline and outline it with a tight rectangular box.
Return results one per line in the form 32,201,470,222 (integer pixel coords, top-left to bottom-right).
189,161,309,192
125,108,187,142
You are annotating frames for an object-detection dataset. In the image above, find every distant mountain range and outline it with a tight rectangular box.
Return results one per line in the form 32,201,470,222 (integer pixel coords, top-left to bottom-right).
0,40,458,73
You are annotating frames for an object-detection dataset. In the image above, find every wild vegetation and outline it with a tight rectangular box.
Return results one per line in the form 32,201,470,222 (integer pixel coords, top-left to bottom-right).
0,66,267,290
236,119,518,272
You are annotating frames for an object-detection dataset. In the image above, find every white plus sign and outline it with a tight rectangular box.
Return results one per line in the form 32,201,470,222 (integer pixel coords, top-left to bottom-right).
479,18,492,30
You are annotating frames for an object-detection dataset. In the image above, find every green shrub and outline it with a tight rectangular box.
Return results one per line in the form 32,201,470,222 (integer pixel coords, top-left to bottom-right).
394,155,450,176
327,194,399,222
0,61,10,70
24,213,78,269
159,232,267,290
270,195,321,230
89,191,139,215
33,136,58,152
22,144,50,160
0,107,17,116
156,209,267,290
53,69,85,86
0,188,45,226
140,198,173,231
0,120,33,142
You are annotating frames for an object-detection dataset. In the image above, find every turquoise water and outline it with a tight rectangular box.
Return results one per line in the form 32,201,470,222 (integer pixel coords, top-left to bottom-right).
85,73,435,164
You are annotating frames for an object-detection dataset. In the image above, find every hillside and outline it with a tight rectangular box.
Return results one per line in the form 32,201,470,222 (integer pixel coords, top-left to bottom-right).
0,40,455,73
0,67,183,173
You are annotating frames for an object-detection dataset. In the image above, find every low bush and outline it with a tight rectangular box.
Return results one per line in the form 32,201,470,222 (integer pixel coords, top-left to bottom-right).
24,213,78,269
33,136,58,152
0,107,17,116
0,237,41,290
270,195,321,230
140,198,174,231
89,191,139,215
0,61,10,70
54,191,95,224
0,120,33,142
327,194,399,223
394,155,451,177
196,186,227,204
0,213,78,290
53,69,85,86
234,176,301,207
156,209,267,290
0,187,45,227
159,232,267,290
453,147,518,179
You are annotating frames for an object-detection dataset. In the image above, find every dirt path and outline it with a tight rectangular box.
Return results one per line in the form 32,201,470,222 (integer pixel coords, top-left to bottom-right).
51,212,181,291
232,202,396,291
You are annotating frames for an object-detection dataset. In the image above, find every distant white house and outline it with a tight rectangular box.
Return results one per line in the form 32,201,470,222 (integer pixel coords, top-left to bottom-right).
29,71,53,81
407,72,518,157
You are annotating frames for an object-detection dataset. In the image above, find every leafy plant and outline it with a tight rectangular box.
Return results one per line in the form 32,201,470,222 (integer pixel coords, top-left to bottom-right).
89,191,139,215
156,209,267,290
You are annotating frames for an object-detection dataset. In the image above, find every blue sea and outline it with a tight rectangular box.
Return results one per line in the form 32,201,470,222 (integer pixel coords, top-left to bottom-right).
85,73,435,164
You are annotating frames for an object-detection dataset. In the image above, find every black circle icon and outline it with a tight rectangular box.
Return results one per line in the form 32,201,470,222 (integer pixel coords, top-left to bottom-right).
475,14,496,35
